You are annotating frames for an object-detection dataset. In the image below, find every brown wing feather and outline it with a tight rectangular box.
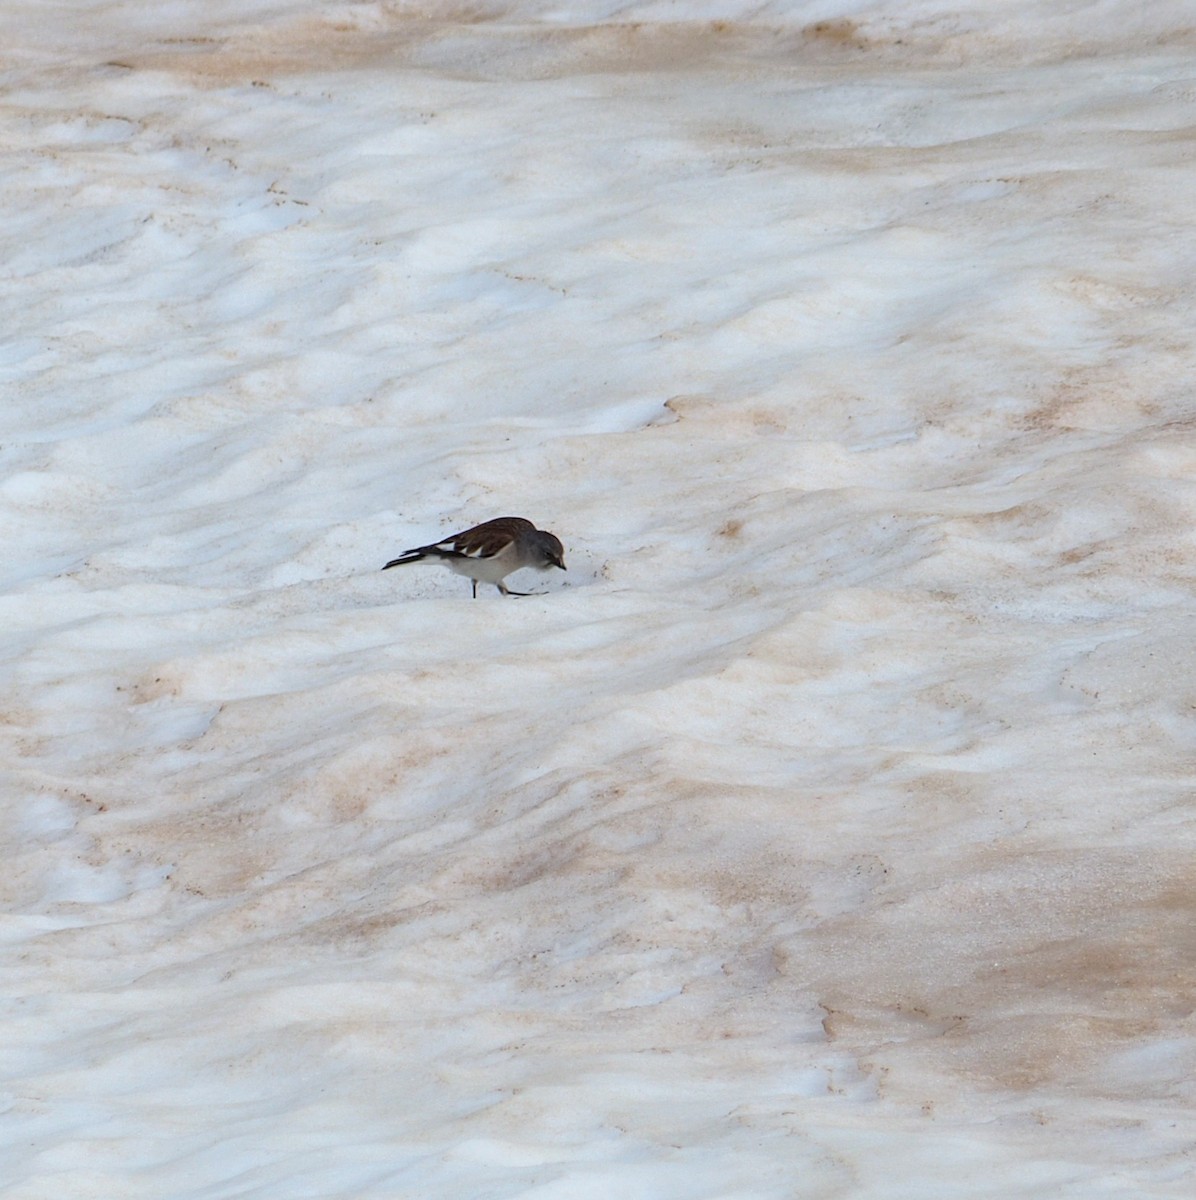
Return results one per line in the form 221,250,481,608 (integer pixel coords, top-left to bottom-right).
450,517,535,559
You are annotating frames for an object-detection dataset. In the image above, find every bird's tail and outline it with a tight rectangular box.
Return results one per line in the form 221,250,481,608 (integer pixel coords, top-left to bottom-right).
382,550,425,570
382,543,471,570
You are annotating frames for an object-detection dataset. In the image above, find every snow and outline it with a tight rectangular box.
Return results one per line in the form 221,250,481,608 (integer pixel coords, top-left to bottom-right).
2,1,1194,1196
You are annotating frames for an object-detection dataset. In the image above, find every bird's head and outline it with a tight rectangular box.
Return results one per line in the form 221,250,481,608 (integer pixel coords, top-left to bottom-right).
538,531,566,571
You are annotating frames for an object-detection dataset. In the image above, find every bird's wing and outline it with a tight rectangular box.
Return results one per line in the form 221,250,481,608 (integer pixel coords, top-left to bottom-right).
450,517,534,559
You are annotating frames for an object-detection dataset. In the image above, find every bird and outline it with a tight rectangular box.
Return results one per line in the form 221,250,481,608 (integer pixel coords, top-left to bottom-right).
382,517,566,598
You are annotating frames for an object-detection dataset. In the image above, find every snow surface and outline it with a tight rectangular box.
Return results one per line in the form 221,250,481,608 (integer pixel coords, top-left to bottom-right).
3,1,1194,1196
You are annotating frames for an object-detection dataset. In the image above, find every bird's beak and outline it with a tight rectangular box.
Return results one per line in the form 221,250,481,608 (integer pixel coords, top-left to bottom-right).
555,559,567,570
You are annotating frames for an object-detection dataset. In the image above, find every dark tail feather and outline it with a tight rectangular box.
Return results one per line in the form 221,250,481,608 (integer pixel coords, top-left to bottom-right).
382,551,424,570
383,544,473,570
383,542,475,568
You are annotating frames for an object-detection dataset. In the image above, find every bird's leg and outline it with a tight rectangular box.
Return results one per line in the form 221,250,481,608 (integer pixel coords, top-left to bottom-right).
472,579,478,599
